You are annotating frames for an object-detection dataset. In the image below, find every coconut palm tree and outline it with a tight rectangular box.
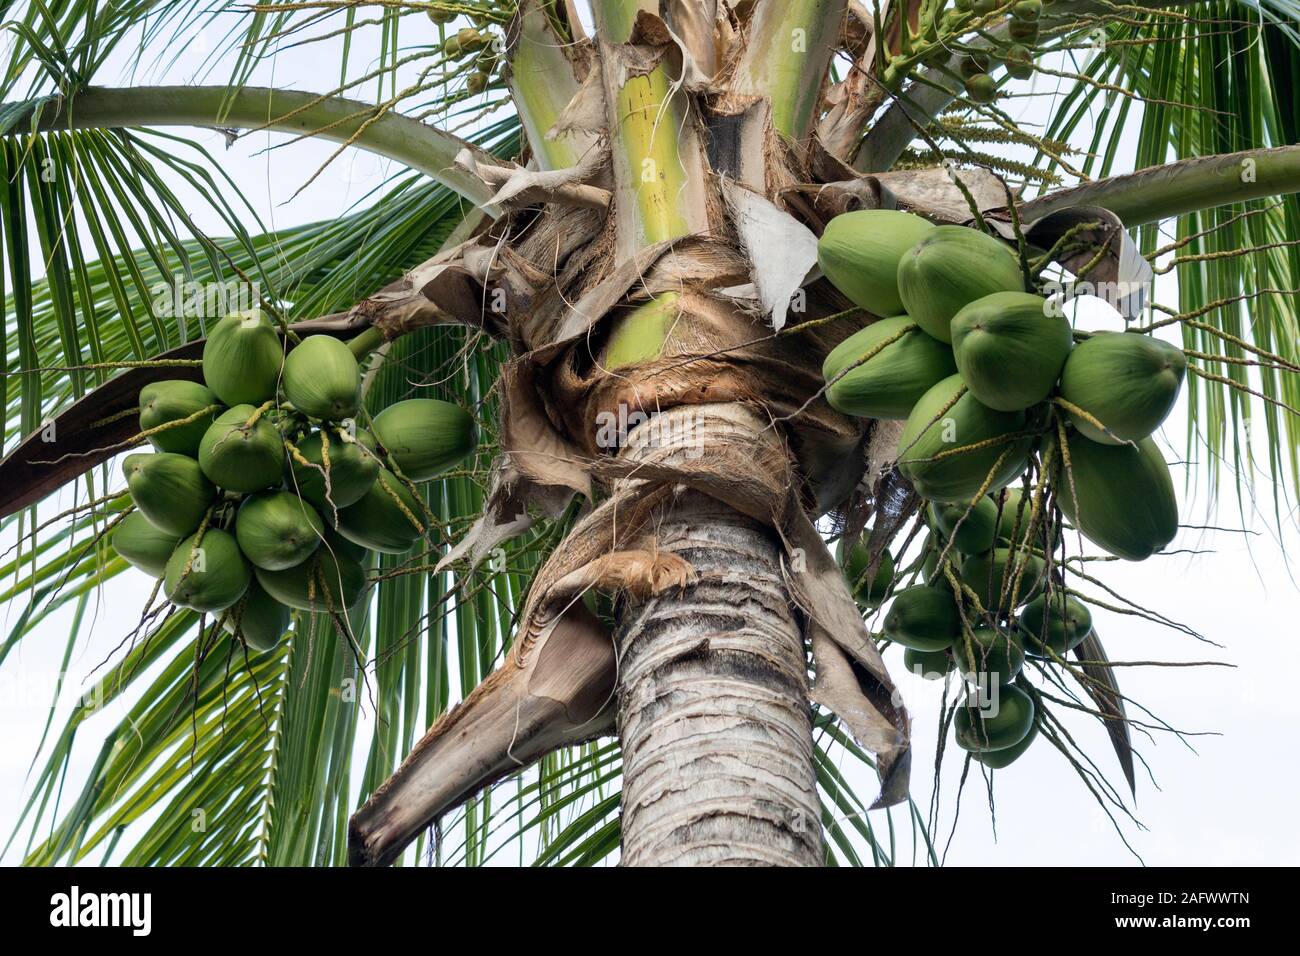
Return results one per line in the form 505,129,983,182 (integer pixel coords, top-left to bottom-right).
2,0,1299,867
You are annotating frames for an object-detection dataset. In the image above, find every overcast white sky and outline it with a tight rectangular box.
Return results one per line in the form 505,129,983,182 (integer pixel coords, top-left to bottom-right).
2,8,1299,867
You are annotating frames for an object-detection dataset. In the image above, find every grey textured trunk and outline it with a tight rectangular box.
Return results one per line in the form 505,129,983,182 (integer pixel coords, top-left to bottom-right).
613,411,822,867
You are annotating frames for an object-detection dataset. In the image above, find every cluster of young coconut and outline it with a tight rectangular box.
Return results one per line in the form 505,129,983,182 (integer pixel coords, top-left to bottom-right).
113,310,476,652
877,0,1047,104
821,207,1186,766
427,9,497,95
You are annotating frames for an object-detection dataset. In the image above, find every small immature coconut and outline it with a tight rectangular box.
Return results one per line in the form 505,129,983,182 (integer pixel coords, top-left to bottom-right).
1004,44,1034,80
235,491,324,571
816,209,935,317
198,404,286,494
960,53,992,78
950,291,1071,411
456,27,487,51
202,310,283,406
952,623,1026,687
225,578,291,652
954,684,1035,753
823,316,958,419
282,335,361,422
467,72,488,94
122,452,216,536
287,427,380,512
883,585,962,651
1058,331,1186,444
1008,18,1039,42
371,398,477,481
113,512,182,577
333,468,426,554
139,380,223,456
964,73,997,104
897,226,1025,343
163,528,251,613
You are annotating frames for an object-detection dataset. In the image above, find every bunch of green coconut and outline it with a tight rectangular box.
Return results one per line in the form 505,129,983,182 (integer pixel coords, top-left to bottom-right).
112,310,476,652
820,207,1187,767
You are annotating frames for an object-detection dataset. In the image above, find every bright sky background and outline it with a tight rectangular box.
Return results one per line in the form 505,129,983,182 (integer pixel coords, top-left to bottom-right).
2,7,1299,867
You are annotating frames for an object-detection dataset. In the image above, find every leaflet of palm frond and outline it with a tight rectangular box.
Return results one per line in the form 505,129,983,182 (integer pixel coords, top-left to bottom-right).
1072,629,1136,797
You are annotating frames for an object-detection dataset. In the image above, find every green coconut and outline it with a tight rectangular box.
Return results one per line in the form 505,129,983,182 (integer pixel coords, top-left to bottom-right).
964,73,997,104
333,468,426,554
903,645,954,680
1019,591,1092,657
953,623,1026,687
896,225,1025,343
928,496,1000,555
288,427,380,513
225,577,292,652
897,375,1034,502
282,335,361,422
122,452,216,536
816,209,935,316
950,291,1072,411
318,524,369,563
235,491,324,571
822,316,958,419
1004,44,1034,80
955,684,1035,753
197,404,287,494
112,512,182,577
1058,332,1186,444
883,585,961,651
255,547,367,612
923,545,961,590
1051,433,1178,560
163,528,251,613
1008,17,1039,42
371,398,478,480
202,310,283,407
839,540,895,607
139,380,223,456
959,546,1045,611
973,717,1038,768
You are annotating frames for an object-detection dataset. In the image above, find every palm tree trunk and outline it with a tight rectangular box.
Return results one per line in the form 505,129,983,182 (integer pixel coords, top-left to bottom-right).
612,407,822,867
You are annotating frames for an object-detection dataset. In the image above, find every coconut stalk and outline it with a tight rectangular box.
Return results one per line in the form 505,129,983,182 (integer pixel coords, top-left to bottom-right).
592,0,709,370
728,0,848,141
505,0,595,171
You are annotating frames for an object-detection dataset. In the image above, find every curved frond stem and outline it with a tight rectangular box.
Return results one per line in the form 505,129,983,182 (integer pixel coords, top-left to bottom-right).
4,85,499,208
